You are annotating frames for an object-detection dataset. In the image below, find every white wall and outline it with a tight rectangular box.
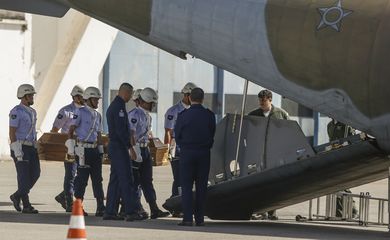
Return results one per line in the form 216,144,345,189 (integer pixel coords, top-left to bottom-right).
0,10,116,157
0,21,31,158
30,15,58,90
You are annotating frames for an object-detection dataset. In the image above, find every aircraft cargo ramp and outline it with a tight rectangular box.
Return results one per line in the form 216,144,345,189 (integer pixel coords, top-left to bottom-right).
163,114,390,220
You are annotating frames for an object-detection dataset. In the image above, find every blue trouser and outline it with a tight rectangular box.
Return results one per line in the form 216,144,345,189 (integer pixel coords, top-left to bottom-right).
170,157,180,197
132,161,144,210
74,147,104,200
139,147,157,203
11,145,41,206
105,141,138,215
63,162,77,195
180,149,210,223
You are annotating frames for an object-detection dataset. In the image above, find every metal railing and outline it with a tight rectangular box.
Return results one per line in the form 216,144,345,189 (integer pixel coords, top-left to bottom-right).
305,192,388,226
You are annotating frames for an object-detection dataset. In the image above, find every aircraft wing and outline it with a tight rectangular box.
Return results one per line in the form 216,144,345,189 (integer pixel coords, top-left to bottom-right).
0,0,69,17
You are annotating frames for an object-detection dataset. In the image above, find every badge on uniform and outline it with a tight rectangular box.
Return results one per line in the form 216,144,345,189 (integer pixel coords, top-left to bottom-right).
11,114,17,119
131,118,137,123
57,114,63,119
73,114,78,119
167,115,174,120
119,110,125,117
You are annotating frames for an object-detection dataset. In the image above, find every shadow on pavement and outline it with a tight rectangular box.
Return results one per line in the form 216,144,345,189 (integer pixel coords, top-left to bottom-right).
0,202,12,207
0,210,389,239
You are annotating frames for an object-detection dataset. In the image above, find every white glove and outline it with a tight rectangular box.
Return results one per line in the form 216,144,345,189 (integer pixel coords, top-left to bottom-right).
75,145,86,167
98,145,104,154
10,141,23,161
65,139,76,156
169,138,177,158
133,145,143,163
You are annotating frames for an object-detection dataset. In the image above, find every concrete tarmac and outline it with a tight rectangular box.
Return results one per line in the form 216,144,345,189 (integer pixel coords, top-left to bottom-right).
0,159,389,240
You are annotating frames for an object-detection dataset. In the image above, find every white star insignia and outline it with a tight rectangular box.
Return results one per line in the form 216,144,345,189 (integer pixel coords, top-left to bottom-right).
317,0,353,32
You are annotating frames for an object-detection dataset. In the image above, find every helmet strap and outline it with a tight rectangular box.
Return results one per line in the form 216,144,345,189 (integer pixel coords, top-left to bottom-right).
21,95,33,106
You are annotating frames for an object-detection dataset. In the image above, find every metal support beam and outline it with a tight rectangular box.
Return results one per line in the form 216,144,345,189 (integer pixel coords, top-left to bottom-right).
36,13,118,133
214,66,225,122
313,112,320,146
233,79,248,177
35,13,90,130
102,54,110,133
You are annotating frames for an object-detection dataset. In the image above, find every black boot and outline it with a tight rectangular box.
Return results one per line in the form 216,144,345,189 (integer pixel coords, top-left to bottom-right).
55,191,66,210
21,195,38,214
95,198,105,217
149,201,170,219
138,205,149,220
65,194,73,213
10,193,21,212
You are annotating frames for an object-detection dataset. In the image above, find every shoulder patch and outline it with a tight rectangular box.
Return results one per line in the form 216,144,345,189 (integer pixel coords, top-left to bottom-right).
131,118,137,124
11,114,17,120
57,114,63,119
73,114,78,119
167,115,174,120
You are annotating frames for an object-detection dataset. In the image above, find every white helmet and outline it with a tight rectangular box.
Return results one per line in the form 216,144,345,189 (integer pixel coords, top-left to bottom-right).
71,85,84,97
181,82,197,94
140,87,158,103
83,87,102,99
132,89,142,100
17,84,36,99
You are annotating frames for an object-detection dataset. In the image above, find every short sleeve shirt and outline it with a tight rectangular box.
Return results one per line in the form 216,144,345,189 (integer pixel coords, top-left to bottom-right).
9,104,37,142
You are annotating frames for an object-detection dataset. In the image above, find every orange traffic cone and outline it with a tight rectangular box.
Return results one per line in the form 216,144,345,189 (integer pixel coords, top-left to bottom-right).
66,199,87,240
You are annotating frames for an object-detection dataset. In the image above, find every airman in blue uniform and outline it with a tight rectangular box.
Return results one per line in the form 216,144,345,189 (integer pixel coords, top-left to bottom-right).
9,84,40,214
129,87,170,219
175,87,216,226
104,83,144,221
52,85,84,212
125,88,149,219
68,87,105,217
164,82,196,217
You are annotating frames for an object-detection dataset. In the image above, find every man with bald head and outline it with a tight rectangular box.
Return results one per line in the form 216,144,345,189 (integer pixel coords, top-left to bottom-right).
104,83,144,221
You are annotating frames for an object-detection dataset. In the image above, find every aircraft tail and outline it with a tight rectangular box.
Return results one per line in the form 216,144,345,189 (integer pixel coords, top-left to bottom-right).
0,0,69,17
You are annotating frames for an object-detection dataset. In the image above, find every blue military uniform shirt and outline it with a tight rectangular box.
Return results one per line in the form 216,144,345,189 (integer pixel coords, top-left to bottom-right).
9,104,37,142
164,101,188,137
52,102,81,134
106,96,131,148
175,104,216,150
71,106,102,142
128,107,152,144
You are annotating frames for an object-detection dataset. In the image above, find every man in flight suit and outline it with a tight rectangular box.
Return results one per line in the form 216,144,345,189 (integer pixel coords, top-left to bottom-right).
9,84,40,214
104,83,144,221
164,83,197,199
67,87,105,216
175,87,216,226
249,89,289,220
52,85,84,212
248,89,289,120
116,88,148,219
128,87,170,219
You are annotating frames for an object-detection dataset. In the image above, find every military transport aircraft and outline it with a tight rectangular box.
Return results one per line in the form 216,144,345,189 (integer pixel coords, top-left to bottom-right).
1,0,389,220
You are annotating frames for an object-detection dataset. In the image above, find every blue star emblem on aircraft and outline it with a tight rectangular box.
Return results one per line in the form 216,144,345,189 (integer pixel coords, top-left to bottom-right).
317,0,353,32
